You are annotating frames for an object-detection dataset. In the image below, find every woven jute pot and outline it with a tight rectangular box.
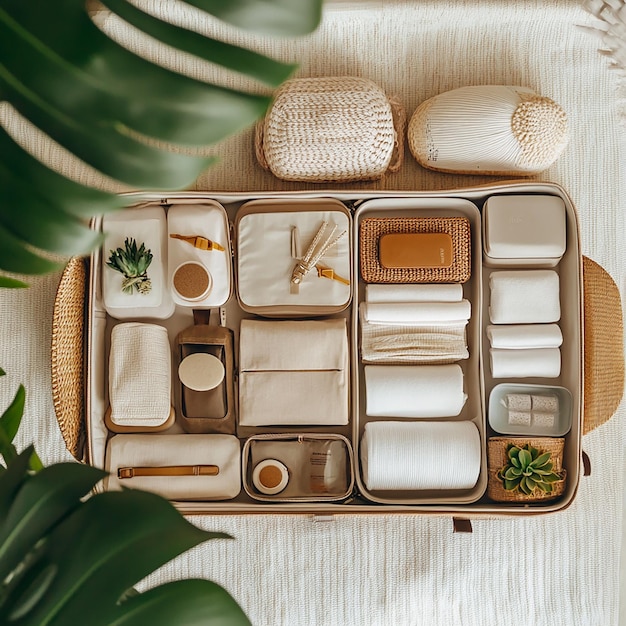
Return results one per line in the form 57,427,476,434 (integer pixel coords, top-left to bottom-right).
487,437,566,503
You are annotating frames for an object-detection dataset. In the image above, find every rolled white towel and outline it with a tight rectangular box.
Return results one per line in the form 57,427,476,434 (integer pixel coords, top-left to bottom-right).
361,420,481,491
365,283,463,303
487,324,563,349
489,270,560,324
490,348,561,378
361,300,471,326
364,364,466,417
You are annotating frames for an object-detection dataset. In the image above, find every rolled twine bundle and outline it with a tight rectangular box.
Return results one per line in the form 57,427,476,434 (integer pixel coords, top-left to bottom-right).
408,85,568,175
361,420,481,491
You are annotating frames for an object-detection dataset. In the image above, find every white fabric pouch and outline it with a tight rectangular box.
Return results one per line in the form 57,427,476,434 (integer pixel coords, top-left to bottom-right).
108,322,173,431
105,434,241,500
238,318,349,426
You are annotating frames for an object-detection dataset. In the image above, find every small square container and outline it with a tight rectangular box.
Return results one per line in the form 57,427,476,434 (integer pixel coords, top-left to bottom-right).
482,195,566,267
488,383,572,436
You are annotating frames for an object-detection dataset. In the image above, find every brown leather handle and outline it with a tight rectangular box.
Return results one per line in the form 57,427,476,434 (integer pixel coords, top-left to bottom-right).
118,465,220,479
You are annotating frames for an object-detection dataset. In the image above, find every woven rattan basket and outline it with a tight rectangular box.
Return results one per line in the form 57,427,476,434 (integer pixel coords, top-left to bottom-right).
359,216,471,283
255,77,405,183
487,437,566,503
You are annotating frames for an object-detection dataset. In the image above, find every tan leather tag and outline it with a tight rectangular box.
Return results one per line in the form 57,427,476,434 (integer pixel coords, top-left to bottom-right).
379,233,453,269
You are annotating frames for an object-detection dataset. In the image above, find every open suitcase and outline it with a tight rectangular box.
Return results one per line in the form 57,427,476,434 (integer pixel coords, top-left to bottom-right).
50,181,625,524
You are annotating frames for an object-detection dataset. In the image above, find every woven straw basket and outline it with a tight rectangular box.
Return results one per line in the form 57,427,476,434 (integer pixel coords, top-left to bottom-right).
487,437,566,503
256,77,405,183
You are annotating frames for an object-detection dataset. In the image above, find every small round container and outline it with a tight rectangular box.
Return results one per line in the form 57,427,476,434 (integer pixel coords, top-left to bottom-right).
252,459,289,495
172,261,212,302
178,353,225,392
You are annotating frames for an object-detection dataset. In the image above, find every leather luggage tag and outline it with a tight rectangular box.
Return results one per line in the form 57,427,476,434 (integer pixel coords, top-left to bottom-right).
379,233,454,269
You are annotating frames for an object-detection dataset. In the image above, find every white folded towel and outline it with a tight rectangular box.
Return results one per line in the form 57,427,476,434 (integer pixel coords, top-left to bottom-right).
366,284,463,303
361,420,481,491
361,300,471,326
109,323,171,426
490,348,561,378
487,324,563,349
364,364,466,417
489,270,560,324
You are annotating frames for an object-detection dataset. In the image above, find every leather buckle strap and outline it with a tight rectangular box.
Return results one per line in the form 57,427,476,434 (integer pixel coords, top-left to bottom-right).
118,465,219,479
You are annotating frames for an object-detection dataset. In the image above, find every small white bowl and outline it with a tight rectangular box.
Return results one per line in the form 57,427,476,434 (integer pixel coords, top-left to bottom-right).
252,459,289,495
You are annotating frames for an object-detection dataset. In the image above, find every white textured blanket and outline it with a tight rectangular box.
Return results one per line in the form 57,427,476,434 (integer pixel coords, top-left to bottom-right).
1,1,625,625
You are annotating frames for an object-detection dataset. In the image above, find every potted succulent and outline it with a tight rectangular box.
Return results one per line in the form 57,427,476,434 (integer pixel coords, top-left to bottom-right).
487,437,567,503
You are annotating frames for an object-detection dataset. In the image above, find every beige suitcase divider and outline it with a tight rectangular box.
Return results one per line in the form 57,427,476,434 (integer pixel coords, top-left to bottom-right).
52,182,620,517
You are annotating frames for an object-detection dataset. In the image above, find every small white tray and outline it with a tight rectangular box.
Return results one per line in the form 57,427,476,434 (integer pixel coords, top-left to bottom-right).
488,383,572,436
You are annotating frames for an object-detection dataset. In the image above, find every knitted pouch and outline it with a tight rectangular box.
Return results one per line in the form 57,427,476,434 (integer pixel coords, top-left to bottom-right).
255,76,405,182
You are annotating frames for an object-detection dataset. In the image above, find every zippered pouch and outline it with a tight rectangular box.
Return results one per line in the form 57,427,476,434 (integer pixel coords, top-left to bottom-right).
238,318,349,426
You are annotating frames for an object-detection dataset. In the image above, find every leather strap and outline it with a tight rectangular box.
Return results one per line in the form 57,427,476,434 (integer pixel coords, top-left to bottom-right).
118,465,219,479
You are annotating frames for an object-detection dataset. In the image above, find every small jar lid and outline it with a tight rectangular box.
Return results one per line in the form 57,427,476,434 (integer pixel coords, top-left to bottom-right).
178,353,225,391
252,459,289,495
172,261,212,302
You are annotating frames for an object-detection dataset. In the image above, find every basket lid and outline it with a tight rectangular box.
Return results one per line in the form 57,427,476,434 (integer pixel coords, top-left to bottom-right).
582,256,625,434
51,257,87,461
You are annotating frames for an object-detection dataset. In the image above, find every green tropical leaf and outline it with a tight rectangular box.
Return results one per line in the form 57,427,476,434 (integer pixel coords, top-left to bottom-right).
186,0,323,36
0,276,28,288
0,368,5,376
0,462,107,585
0,384,25,464
0,489,235,625
0,447,34,526
0,0,322,284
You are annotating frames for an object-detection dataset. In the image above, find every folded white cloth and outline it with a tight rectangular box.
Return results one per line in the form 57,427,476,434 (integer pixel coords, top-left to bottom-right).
489,270,560,324
364,364,466,417
361,420,481,490
490,348,561,378
361,300,471,326
239,319,349,426
108,323,171,427
365,283,463,303
360,318,468,363
487,324,563,349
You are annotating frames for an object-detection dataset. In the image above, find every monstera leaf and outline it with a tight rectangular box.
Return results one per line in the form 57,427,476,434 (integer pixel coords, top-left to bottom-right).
0,455,249,626
0,378,249,625
0,0,322,282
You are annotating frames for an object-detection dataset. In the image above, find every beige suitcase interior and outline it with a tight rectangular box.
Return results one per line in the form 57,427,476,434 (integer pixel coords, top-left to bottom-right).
54,181,595,517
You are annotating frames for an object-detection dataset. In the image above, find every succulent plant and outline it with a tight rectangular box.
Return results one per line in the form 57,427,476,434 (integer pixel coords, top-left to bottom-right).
107,237,153,295
497,443,562,495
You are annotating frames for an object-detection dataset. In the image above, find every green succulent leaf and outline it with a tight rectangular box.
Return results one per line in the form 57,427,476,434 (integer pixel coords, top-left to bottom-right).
507,446,520,460
504,467,522,479
0,0,322,285
517,449,532,469
504,478,521,491
509,456,520,468
531,452,552,468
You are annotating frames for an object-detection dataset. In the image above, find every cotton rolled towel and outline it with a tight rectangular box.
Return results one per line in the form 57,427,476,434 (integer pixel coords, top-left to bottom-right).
489,270,560,324
364,364,466,417
361,420,481,490
361,300,471,325
365,283,463,303
490,348,561,378
108,323,173,429
487,324,563,349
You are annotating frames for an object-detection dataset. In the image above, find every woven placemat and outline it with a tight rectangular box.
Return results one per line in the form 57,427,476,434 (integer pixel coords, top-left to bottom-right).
51,257,87,461
582,256,625,434
359,216,471,283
